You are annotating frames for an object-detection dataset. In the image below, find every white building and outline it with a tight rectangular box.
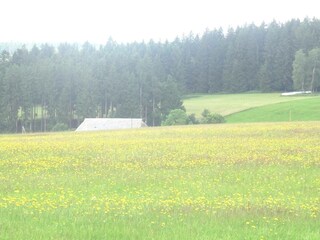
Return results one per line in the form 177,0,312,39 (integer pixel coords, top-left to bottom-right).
75,118,147,132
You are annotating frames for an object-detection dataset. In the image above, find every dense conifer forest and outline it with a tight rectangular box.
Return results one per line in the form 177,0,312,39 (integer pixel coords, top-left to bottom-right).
1,18,320,132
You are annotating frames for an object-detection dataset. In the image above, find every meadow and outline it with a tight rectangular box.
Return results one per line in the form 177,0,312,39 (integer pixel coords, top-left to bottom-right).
183,93,318,117
0,123,319,239
226,98,320,123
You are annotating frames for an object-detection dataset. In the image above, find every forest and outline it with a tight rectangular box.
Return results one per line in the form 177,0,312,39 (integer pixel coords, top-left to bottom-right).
1,18,320,132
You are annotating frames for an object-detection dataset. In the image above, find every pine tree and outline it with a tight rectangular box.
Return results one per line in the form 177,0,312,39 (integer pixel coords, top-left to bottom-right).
292,50,307,90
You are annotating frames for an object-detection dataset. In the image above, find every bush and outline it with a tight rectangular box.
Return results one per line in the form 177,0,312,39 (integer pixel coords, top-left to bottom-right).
51,123,69,132
162,109,188,126
201,109,225,124
188,113,199,124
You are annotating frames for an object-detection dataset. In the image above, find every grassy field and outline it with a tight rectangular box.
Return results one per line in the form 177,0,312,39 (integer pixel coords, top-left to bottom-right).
0,123,319,239
226,98,320,123
183,93,318,117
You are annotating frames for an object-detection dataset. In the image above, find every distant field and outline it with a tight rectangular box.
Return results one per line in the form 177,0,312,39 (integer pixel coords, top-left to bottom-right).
183,93,318,117
226,97,320,123
0,123,319,239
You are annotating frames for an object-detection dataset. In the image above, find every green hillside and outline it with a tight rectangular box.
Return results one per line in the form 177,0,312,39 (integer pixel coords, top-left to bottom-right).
226,97,320,123
183,93,317,117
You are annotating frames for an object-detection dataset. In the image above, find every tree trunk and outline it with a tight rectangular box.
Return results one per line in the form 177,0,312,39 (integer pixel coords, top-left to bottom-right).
311,66,316,92
152,95,155,126
110,101,113,117
41,103,44,132
30,105,34,132
44,105,47,132
139,85,143,118
69,99,72,129
104,96,108,118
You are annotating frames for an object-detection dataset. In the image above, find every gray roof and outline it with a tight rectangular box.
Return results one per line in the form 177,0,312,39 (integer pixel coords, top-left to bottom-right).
75,118,147,132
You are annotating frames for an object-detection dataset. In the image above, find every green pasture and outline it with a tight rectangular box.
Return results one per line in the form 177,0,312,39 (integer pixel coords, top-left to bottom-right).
226,97,320,123
183,93,318,117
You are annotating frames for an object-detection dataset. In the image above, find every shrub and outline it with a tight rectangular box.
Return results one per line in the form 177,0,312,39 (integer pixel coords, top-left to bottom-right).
188,113,199,124
162,109,188,126
201,109,225,124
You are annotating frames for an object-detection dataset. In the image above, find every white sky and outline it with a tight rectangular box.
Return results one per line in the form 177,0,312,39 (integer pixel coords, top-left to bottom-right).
0,0,319,44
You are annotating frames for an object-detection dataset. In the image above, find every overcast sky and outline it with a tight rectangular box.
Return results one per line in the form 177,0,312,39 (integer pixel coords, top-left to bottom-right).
1,0,318,44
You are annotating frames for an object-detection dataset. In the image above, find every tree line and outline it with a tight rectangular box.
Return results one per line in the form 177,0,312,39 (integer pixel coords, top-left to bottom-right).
1,18,320,132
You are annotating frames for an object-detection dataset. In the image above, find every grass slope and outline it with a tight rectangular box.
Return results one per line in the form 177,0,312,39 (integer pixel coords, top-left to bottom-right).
226,97,320,123
183,93,318,116
0,123,319,239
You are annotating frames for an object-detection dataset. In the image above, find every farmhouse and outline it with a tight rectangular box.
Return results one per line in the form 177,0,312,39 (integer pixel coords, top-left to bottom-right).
75,118,147,132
